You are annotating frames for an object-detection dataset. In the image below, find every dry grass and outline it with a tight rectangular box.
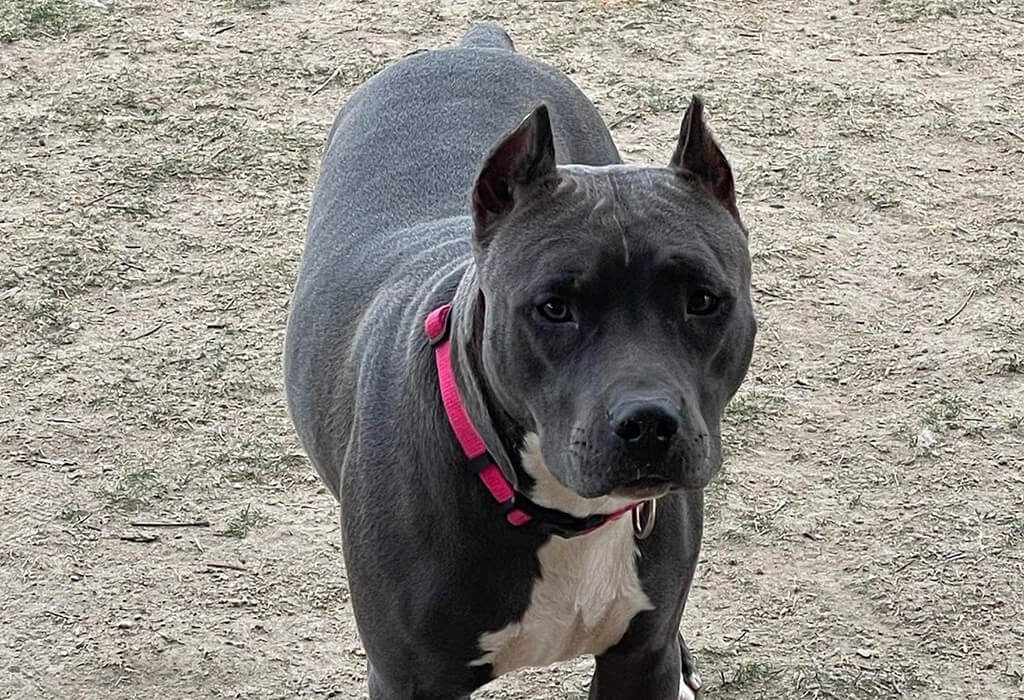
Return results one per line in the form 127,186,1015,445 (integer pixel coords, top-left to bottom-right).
1,0,1022,697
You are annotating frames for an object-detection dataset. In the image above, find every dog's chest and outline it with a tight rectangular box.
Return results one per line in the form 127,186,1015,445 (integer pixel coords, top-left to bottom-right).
471,516,653,676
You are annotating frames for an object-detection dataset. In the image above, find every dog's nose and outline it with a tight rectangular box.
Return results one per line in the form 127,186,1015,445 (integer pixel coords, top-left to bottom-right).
610,401,679,459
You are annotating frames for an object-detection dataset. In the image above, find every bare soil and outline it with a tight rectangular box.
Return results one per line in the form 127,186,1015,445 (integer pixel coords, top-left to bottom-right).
1,0,1022,698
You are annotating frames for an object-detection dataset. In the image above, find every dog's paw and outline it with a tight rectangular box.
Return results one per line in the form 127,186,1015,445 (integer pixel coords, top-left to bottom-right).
678,671,701,700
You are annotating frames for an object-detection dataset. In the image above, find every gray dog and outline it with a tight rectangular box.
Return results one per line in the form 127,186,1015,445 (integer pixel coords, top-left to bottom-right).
285,22,755,700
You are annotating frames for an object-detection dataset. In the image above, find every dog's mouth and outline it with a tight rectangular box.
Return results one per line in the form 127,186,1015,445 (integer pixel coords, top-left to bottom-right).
610,476,676,499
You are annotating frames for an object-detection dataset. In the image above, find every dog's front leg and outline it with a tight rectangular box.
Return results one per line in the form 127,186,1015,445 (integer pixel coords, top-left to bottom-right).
677,632,702,700
588,631,701,700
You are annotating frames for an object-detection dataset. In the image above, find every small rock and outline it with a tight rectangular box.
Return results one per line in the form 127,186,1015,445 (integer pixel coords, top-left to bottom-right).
116,620,132,630
915,428,936,448
855,648,874,658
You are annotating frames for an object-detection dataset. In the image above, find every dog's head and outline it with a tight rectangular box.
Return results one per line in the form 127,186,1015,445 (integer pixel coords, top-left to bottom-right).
469,98,755,499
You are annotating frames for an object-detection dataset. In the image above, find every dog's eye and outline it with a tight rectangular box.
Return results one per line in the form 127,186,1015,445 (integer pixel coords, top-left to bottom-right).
686,289,720,316
538,299,573,323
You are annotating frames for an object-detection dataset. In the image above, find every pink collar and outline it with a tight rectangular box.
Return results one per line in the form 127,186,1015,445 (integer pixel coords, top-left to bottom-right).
425,303,649,539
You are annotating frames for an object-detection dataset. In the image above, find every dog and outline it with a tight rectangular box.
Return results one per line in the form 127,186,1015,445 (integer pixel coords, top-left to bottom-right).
284,22,755,700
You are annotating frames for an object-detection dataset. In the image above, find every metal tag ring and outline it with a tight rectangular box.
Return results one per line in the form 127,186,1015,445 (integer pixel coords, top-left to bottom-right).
632,499,656,540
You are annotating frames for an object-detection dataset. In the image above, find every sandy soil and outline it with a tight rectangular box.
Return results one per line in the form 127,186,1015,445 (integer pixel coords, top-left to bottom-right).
1,0,1022,697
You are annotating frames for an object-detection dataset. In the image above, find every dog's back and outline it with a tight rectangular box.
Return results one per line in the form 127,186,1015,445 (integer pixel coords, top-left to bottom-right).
285,25,619,496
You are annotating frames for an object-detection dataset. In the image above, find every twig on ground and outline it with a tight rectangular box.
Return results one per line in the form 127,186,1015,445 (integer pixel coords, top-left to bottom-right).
83,187,125,207
33,457,76,468
126,324,165,341
120,533,159,543
129,520,210,528
203,562,248,572
993,12,1024,26
121,260,146,273
104,203,151,216
311,67,341,96
43,610,75,622
760,499,789,517
893,556,919,573
940,288,975,325
609,110,641,129
858,47,944,57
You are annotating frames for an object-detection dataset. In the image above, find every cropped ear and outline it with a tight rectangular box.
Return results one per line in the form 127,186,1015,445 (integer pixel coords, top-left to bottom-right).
671,96,740,223
472,104,558,238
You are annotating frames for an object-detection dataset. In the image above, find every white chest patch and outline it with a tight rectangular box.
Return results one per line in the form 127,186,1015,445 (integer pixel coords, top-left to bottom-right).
470,434,654,676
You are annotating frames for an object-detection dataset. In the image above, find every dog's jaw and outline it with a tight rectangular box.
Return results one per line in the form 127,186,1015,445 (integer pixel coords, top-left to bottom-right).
520,432,637,518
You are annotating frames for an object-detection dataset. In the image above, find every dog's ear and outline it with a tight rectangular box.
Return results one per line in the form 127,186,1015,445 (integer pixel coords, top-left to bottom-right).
472,104,558,238
671,96,741,222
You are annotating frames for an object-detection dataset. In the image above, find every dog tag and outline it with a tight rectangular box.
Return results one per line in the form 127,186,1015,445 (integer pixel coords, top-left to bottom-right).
632,499,656,540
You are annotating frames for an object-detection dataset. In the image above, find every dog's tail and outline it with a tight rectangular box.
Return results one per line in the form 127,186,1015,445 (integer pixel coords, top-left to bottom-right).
460,22,515,51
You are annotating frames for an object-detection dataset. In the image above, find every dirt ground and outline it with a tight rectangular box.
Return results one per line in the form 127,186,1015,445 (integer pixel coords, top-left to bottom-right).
1,0,1022,697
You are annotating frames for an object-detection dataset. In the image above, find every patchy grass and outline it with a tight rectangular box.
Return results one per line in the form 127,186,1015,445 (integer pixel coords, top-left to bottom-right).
101,468,167,512
0,159,42,178
30,239,119,297
1001,519,1024,550
990,350,1022,375
791,660,925,698
921,393,968,431
223,504,269,538
783,147,856,206
217,444,306,485
725,390,785,427
113,125,318,195
6,295,78,345
703,469,732,522
232,0,282,10
1001,666,1024,689
1008,413,1023,432
86,375,196,431
58,504,91,523
0,0,88,42
875,0,933,23
703,655,926,698
872,0,1011,23
739,500,789,536
720,660,784,689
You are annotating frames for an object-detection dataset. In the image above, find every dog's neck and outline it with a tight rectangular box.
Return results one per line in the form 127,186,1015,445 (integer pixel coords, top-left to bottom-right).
448,268,530,491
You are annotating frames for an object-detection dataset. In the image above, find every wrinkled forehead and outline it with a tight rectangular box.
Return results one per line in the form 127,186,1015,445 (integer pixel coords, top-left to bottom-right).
490,164,749,290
